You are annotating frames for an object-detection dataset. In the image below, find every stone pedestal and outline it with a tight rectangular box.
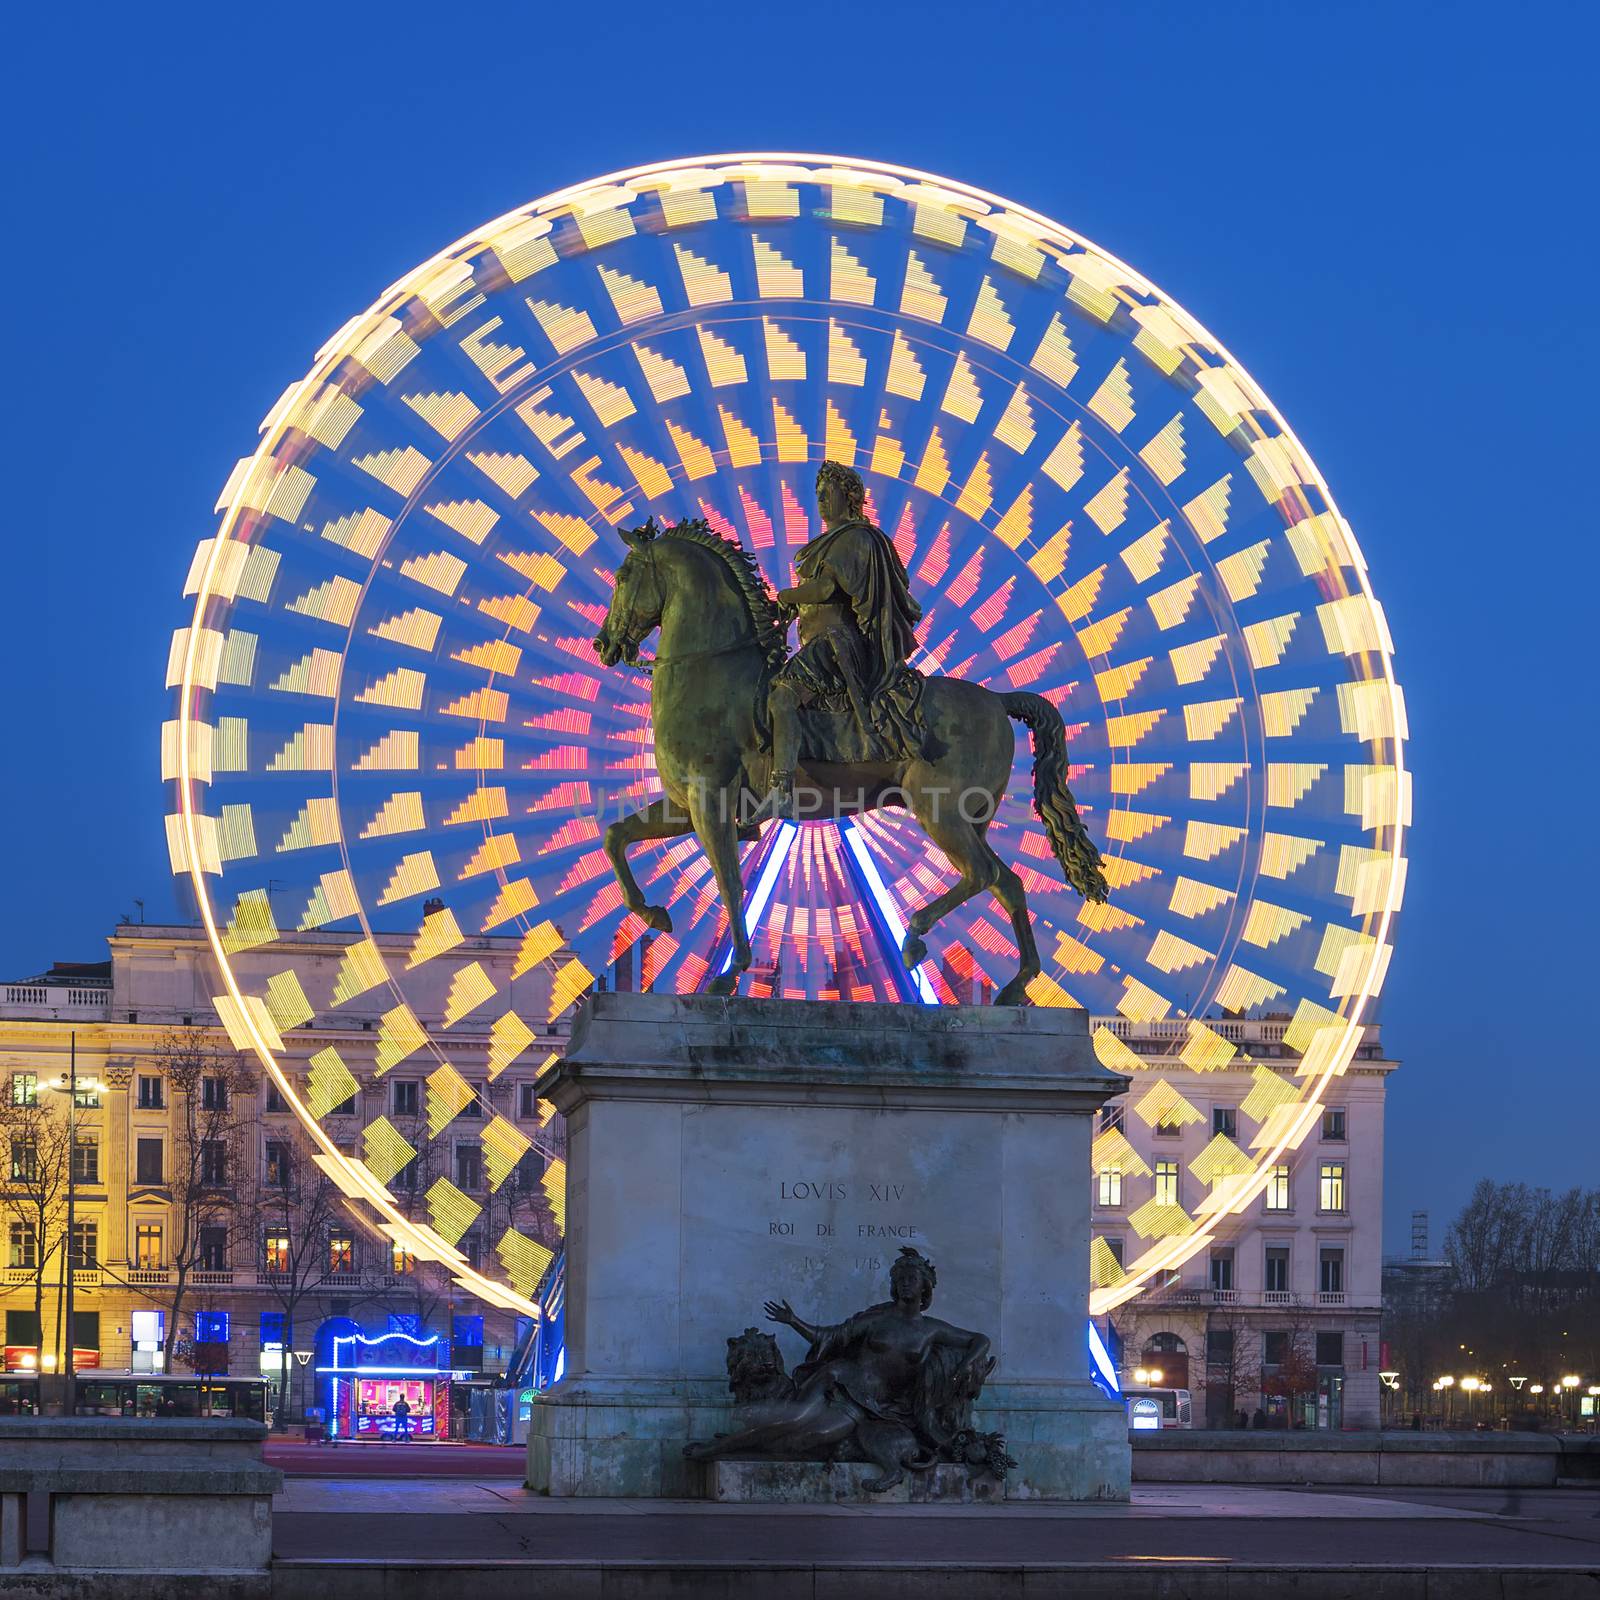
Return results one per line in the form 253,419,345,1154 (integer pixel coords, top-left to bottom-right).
528,992,1130,1502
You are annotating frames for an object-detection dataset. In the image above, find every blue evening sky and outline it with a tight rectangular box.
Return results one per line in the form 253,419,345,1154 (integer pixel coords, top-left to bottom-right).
4,0,1595,1252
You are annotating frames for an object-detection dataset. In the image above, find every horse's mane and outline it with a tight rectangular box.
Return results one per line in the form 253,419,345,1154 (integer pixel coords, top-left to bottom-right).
660,518,788,671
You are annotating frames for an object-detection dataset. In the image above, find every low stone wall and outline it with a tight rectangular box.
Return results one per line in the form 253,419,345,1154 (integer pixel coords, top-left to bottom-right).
0,1417,280,1587
1131,1429,1581,1486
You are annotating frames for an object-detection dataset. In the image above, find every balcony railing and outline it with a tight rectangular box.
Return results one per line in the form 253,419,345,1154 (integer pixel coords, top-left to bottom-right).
1211,1288,1239,1304
1317,1290,1346,1306
126,1268,172,1286
1263,1290,1294,1306
0,984,111,1020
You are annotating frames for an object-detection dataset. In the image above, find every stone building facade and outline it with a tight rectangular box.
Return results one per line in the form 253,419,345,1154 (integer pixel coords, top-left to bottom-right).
0,923,569,1401
1094,1017,1394,1429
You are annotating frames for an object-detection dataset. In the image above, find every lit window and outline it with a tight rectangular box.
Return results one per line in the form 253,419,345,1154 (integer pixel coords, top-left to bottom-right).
195,1310,230,1344
1154,1160,1179,1207
1264,1164,1291,1211
328,1232,355,1275
1319,1162,1346,1213
263,1231,290,1274
391,1242,415,1275
1320,1107,1347,1141
10,1073,37,1108
1097,1166,1123,1207
135,1223,164,1269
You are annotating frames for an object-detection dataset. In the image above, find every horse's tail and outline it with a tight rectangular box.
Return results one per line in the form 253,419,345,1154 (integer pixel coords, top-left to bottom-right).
1002,691,1108,903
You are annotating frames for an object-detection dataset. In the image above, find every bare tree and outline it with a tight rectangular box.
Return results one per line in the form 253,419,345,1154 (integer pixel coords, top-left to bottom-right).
1202,1305,1262,1426
128,1027,259,1356
0,1079,73,1353
243,1119,345,1424
1444,1179,1530,1293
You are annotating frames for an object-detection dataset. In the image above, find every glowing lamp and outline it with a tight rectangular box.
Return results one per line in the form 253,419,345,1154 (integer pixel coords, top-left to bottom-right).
1460,1377,1480,1393
1438,1375,1454,1387
1530,1384,1544,1395
1148,1368,1163,1385
1562,1376,1581,1389
1509,1376,1526,1390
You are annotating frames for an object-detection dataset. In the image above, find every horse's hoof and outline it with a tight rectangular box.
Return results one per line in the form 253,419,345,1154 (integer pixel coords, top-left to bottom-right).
641,904,673,934
994,975,1035,1007
706,972,740,997
901,934,927,968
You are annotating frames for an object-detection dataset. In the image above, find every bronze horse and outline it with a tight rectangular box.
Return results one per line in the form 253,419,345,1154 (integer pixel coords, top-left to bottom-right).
592,517,1107,1003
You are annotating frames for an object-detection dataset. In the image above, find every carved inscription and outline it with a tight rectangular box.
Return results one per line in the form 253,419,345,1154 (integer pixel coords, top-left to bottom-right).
768,1177,919,1265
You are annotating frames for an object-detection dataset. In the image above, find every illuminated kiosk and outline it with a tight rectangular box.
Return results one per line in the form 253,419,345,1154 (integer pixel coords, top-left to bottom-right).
319,1328,462,1440
528,991,1130,1500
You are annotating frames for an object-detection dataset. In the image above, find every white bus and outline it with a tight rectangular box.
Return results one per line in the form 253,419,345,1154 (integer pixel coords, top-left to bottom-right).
1125,1386,1192,1429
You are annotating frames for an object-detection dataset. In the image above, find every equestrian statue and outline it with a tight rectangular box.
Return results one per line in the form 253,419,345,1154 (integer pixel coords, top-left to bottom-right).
592,460,1108,1004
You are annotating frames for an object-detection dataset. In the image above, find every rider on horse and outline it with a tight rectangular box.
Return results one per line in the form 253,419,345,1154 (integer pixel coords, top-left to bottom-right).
764,461,927,819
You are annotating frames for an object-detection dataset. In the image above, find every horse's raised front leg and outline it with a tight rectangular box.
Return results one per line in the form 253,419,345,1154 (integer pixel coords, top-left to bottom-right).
690,788,752,995
898,803,998,972
603,795,692,934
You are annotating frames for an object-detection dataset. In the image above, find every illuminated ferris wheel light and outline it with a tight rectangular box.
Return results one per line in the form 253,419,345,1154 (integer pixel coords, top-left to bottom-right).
171,154,1407,1318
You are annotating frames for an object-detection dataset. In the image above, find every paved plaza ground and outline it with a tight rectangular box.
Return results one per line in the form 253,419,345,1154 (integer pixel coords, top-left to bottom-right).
269,1474,1600,1594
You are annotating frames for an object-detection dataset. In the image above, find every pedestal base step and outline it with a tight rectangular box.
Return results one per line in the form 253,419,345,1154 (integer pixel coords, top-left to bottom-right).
708,1460,1002,1504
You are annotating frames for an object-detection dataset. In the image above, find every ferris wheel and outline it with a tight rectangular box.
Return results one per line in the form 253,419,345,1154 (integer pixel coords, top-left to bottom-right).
168,154,1407,1319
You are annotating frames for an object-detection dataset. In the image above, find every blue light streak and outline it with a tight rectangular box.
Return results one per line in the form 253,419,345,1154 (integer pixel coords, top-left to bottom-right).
838,819,938,1004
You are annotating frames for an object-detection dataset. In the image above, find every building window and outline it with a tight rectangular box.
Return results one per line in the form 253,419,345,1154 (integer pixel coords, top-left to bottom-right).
263,1231,290,1274
1264,1164,1291,1211
1097,1166,1123,1207
8,1222,36,1270
135,1138,163,1186
328,1232,355,1275
1264,1246,1290,1293
392,1156,418,1191
1104,1235,1125,1267
1206,1327,1235,1363
459,1087,485,1120
1320,1107,1347,1141
1316,1330,1344,1367
201,1076,229,1111
1209,1250,1234,1292
392,1081,419,1118
10,1073,37,1108
460,1232,481,1271
1319,1248,1345,1295
329,1091,358,1117
265,1081,288,1114
455,1143,483,1192
1153,1115,1182,1139
199,1226,228,1270
518,1083,542,1120
265,1141,290,1188
1263,1330,1287,1366
72,1137,99,1185
513,1149,542,1191
391,1242,415,1275
73,1083,100,1110
135,1223,164,1269
200,1140,229,1188
136,1075,164,1110
1212,1106,1237,1139
1153,1160,1179,1207
1318,1161,1346,1213
69,1221,98,1270
9,1140,37,1184
1098,1103,1124,1132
